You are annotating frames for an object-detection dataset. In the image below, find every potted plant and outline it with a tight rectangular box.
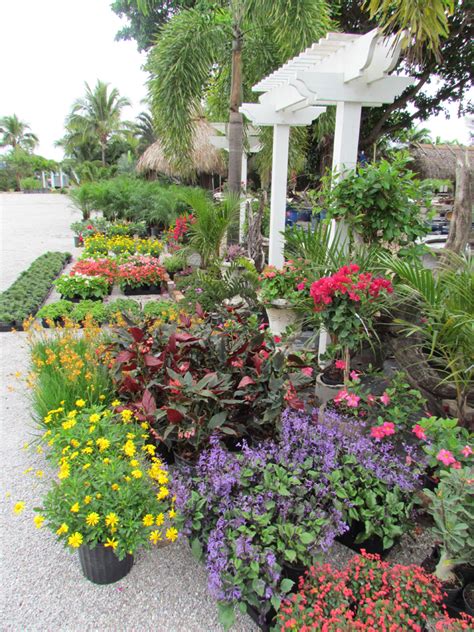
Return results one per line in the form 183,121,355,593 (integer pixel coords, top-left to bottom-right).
35,404,178,584
162,253,186,281
37,300,74,327
276,551,472,630
308,264,393,400
259,262,303,337
423,467,474,604
117,257,167,295
54,274,111,302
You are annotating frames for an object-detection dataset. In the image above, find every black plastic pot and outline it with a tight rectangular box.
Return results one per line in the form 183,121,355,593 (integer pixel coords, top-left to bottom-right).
221,434,252,453
335,521,394,558
123,284,163,296
245,602,276,632
0,321,15,332
463,583,474,616
61,295,103,303
78,543,133,584
442,580,463,606
282,560,307,587
41,317,67,329
155,441,175,465
457,564,474,586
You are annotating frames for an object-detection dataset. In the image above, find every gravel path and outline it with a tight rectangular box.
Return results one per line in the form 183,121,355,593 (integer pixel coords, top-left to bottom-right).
0,194,257,632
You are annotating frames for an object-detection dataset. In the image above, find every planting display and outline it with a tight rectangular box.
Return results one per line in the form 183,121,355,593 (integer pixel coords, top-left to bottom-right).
0,251,70,328
83,234,163,257
117,256,167,293
54,274,111,301
172,408,423,626
109,307,311,460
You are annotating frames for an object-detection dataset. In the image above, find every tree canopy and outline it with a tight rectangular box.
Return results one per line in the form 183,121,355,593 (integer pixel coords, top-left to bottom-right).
0,114,39,151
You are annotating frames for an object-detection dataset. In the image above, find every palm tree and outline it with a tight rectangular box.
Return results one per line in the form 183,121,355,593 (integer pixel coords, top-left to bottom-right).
66,81,131,166
143,0,330,193
134,111,157,153
0,114,38,151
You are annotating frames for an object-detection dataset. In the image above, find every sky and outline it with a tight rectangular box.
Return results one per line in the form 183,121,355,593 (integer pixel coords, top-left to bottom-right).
0,0,471,161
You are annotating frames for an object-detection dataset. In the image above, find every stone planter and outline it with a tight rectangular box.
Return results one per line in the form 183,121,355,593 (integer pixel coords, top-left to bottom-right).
315,372,344,405
265,300,300,337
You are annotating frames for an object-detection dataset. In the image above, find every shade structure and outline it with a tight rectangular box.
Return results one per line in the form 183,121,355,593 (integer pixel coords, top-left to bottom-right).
410,144,474,182
136,118,226,178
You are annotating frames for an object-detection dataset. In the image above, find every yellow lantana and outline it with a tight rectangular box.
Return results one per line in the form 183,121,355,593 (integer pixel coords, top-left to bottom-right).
123,440,135,457
96,437,110,452
142,514,154,527
166,527,178,542
68,532,83,548
86,512,100,527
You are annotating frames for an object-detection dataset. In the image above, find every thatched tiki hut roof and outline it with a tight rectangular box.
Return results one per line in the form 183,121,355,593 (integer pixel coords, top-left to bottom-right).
136,119,226,180
410,143,474,181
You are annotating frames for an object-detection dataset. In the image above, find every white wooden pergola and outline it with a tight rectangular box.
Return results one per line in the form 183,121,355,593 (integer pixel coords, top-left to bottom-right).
240,28,414,268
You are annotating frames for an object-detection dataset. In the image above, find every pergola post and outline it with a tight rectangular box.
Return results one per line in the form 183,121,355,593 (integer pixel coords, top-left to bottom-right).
240,151,248,242
269,124,290,268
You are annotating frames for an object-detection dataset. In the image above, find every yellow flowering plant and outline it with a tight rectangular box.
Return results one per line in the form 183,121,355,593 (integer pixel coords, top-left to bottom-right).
35,405,177,560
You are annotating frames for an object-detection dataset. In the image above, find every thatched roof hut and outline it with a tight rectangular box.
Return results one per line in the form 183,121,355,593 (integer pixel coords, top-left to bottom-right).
410,143,474,181
136,119,226,179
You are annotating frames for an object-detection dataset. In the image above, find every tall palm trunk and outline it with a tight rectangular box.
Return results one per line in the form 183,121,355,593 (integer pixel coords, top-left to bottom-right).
227,20,243,195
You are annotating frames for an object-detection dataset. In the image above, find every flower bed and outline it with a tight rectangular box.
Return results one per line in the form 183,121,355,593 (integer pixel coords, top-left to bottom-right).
83,235,163,258
117,256,167,293
0,252,71,330
172,408,424,627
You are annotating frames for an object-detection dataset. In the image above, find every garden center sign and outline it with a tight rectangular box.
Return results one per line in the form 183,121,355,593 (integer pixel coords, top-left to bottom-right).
240,28,414,268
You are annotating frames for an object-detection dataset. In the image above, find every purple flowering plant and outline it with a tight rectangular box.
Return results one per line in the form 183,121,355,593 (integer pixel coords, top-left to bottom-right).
172,409,423,629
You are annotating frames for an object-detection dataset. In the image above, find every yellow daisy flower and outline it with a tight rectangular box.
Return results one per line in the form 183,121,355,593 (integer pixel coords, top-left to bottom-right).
165,527,178,542
149,530,162,544
131,469,143,479
75,399,86,407
68,532,83,548
105,513,119,528
155,513,165,526
13,502,25,514
169,509,177,519
86,512,100,527
104,538,118,550
34,515,45,529
70,502,80,513
142,514,154,527
56,523,69,535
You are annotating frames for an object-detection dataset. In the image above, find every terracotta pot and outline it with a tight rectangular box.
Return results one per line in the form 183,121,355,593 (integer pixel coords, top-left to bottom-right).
265,301,300,337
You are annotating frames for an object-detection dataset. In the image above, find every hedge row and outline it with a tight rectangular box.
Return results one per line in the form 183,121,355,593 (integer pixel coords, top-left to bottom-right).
0,252,71,328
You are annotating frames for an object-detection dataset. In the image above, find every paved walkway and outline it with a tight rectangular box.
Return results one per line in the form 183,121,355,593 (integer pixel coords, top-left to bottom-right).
0,193,256,631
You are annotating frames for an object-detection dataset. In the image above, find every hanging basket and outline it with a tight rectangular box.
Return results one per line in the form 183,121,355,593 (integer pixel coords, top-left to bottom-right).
78,543,133,584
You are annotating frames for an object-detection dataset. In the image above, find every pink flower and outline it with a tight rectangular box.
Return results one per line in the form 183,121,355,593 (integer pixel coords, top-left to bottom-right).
461,445,473,457
345,393,360,408
380,392,391,406
334,389,348,404
301,367,313,377
371,426,385,440
258,322,268,331
452,461,462,469
367,394,376,405
436,449,456,466
382,422,395,436
335,360,346,370
297,281,306,291
412,424,427,440
349,370,360,382
273,336,281,344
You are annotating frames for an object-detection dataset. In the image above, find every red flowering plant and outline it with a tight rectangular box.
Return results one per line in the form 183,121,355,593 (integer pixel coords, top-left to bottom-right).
166,214,195,250
308,264,393,381
276,551,473,631
107,306,311,460
259,260,306,305
117,256,167,291
71,258,118,284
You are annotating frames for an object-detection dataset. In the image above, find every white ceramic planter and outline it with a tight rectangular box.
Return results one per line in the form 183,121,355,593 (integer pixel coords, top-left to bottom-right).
265,300,300,337
315,372,344,405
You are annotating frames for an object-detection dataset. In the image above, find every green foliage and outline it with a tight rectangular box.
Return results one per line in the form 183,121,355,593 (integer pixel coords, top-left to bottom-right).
106,298,142,321
183,189,239,268
0,114,38,150
70,300,108,324
381,251,474,425
416,416,472,476
37,300,74,322
424,467,474,582
162,253,186,276
20,177,43,190
0,252,70,324
325,155,431,246
54,274,110,301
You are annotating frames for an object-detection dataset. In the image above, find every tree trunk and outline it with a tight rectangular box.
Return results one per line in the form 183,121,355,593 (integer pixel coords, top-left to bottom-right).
442,149,472,258
101,143,106,167
227,22,243,196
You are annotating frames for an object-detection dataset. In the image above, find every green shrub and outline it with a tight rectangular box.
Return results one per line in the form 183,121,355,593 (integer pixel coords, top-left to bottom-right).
105,298,141,321
20,177,42,191
37,300,74,322
70,300,108,324
0,252,70,324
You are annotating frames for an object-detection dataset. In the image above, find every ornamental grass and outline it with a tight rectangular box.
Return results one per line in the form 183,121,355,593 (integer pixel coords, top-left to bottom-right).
25,317,114,423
